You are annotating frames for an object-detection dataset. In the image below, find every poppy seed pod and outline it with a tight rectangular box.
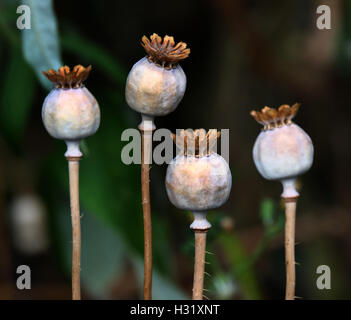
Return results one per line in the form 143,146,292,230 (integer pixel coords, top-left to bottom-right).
125,33,190,116
166,129,232,229
251,103,314,198
42,65,100,157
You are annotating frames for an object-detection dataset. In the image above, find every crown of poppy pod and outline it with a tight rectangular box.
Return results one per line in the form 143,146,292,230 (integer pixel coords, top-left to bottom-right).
250,103,300,131
141,33,190,69
172,129,220,157
42,65,92,89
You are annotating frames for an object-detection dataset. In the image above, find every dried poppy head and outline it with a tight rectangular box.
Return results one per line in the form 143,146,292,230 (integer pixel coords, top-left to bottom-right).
166,129,232,212
41,65,100,156
251,103,313,198
125,34,189,117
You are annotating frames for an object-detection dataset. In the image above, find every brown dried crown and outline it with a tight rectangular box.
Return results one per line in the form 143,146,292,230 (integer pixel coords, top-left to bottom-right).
42,65,92,89
250,103,300,131
141,33,190,70
172,129,220,157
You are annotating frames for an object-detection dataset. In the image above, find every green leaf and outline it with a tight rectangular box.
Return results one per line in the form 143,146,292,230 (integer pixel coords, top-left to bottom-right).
260,197,275,228
0,50,35,143
218,233,261,299
21,0,62,89
55,205,128,299
132,257,188,300
61,31,127,86
0,2,20,48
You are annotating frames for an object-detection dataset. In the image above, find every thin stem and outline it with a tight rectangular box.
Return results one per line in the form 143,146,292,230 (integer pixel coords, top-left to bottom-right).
192,230,207,300
139,115,155,300
68,159,81,300
284,199,297,300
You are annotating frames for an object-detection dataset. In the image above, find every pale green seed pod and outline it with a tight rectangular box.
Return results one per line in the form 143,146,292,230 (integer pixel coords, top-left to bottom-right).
253,123,313,181
126,57,186,116
125,33,190,117
166,129,232,213
251,104,314,198
41,65,100,158
42,86,100,141
166,153,232,212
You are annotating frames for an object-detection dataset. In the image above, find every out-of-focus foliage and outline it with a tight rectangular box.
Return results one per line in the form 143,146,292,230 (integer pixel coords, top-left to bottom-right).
0,50,35,144
56,204,186,299
205,200,282,299
1,0,351,300
61,32,126,87
21,0,61,89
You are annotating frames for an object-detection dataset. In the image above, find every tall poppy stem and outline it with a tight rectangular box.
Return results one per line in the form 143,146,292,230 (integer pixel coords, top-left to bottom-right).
190,211,211,300
192,230,207,300
67,157,81,300
284,199,297,300
139,115,155,300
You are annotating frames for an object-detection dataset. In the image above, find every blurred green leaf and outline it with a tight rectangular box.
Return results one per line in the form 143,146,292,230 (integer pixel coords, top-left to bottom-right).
260,197,275,228
53,198,186,299
56,205,127,298
61,31,126,86
80,140,90,157
0,49,35,143
218,233,261,299
0,2,20,48
21,0,62,89
248,201,285,268
132,256,188,300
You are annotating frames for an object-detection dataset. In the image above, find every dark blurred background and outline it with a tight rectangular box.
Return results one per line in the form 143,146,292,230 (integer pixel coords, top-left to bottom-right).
0,0,350,299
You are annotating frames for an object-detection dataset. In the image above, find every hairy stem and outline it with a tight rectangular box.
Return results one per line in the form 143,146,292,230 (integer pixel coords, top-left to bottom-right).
68,159,81,300
192,230,207,300
284,199,297,300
